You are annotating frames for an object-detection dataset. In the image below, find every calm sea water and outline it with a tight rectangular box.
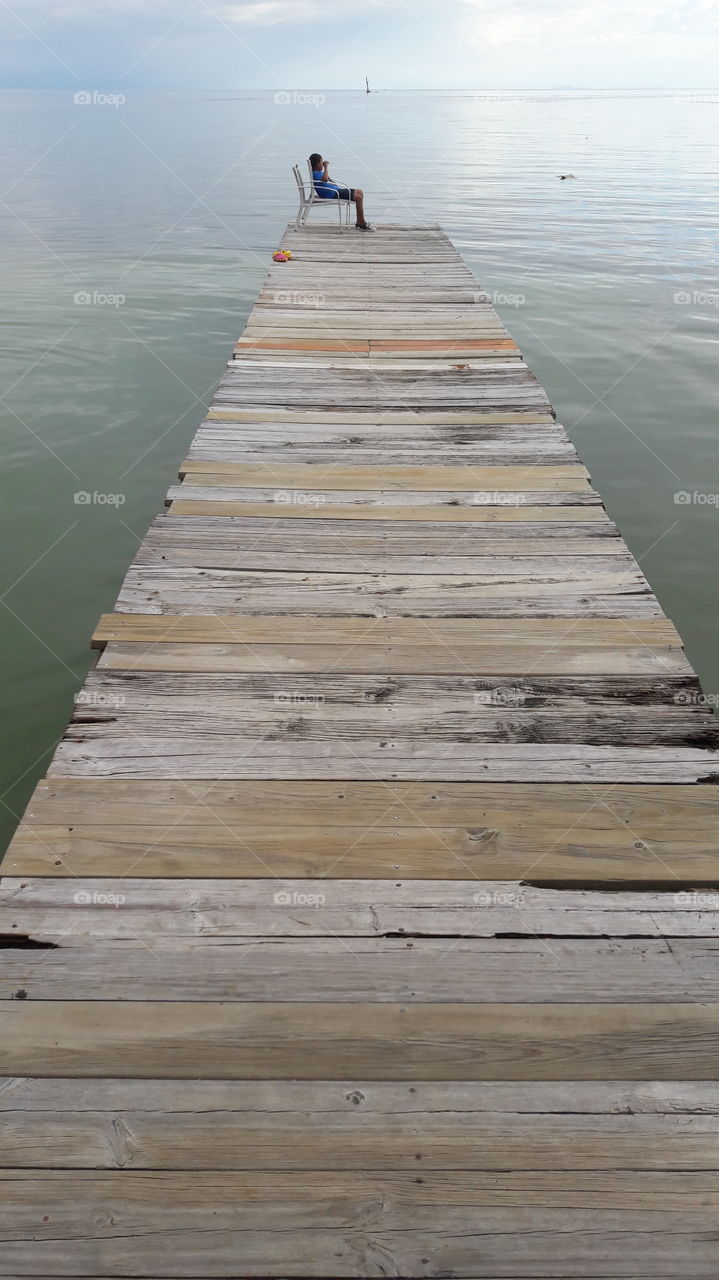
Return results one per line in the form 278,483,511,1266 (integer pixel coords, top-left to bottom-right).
1,88,718,853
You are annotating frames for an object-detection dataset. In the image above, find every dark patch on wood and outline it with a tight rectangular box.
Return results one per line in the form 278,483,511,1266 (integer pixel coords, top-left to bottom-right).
0,934,58,950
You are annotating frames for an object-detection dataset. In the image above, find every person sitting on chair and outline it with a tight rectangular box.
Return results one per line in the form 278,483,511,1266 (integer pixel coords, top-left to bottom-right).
309,153,375,232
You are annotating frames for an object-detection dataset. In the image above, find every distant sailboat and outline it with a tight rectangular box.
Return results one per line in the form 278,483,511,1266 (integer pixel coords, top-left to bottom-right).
366,77,371,94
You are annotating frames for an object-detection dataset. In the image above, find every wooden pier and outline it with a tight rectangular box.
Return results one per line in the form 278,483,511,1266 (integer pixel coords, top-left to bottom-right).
2,222,719,1277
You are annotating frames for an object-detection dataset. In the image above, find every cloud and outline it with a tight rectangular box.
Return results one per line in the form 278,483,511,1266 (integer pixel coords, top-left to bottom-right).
462,0,719,46
5,0,719,38
1,0,718,86
4,0,392,23
225,0,389,22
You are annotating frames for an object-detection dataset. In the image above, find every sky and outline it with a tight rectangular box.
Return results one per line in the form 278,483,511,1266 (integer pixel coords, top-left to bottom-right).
1,0,719,90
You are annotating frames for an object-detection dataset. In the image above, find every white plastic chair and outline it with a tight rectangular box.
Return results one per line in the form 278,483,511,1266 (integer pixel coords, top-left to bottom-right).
293,163,351,231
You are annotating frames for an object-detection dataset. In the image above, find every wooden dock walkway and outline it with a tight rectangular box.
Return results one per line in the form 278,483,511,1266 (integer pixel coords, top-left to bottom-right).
2,222,719,1277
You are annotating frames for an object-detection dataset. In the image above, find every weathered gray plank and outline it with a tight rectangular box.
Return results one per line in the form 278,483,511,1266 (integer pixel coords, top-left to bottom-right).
1,1170,717,1276
117,564,660,617
2,1078,719,1171
3,879,719,941
3,938,719,1003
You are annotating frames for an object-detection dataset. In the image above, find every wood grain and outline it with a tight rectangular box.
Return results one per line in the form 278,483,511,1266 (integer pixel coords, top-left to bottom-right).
3,878,719,941
2,1001,719,1079
3,938,719,1003
1,1170,717,1276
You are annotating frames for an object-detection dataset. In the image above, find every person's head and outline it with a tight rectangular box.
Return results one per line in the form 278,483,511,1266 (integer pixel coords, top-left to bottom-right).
309,152,323,170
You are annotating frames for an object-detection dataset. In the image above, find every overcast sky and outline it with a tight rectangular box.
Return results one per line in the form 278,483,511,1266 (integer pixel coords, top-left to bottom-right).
2,0,719,89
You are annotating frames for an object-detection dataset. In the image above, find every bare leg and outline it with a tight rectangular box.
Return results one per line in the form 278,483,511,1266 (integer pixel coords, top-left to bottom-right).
354,188,368,227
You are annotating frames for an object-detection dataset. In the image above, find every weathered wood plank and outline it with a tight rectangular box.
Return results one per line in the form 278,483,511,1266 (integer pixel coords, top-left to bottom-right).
9,778,717,882
50,742,718,782
3,1168,719,1214
185,422,576,454
186,442,581,464
168,498,605,522
128,551,645,577
3,1077,718,1114
206,406,557,424
94,642,694,676
1,1170,717,1277
70,670,705,713
136,512,625,553
51,670,718,780
3,1078,719,1170
21,776,719,830
118,564,660,617
2,1001,719,1078
7,819,719,882
92,614,682,647
170,487,600,511
3,878,719,940
236,337,521,354
3,938,719,1003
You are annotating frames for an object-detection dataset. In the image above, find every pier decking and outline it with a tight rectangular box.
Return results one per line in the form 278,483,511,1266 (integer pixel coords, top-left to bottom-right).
2,222,719,1277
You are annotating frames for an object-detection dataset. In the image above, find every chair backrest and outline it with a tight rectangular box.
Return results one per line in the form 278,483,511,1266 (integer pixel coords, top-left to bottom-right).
292,164,308,199
306,158,321,195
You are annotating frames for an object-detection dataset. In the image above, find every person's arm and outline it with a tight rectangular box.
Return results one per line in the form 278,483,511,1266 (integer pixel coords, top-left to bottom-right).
323,160,349,191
